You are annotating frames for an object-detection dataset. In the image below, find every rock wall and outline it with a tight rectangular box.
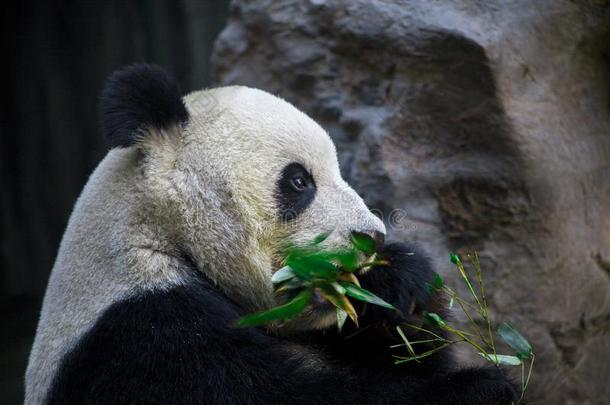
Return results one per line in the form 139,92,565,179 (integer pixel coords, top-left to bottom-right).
211,1,610,403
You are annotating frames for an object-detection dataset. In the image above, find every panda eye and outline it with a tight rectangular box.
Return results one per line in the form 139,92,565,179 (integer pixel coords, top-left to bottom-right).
275,163,317,221
290,176,308,192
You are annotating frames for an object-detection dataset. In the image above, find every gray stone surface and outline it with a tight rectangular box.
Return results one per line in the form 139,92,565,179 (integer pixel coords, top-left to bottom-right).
211,1,610,403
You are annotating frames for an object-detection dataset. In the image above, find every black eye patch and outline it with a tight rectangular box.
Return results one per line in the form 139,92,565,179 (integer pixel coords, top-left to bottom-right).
275,163,316,221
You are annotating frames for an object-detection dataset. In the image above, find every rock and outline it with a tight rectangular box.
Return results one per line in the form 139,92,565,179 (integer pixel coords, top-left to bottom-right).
211,1,610,403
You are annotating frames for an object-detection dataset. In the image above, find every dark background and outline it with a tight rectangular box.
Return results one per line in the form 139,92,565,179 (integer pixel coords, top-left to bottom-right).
1,1,230,402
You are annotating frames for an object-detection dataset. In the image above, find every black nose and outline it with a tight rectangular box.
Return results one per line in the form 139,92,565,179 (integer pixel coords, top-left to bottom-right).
351,230,385,252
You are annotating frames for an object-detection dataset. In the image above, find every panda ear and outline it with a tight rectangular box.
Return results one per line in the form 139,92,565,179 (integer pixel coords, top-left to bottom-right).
100,64,189,148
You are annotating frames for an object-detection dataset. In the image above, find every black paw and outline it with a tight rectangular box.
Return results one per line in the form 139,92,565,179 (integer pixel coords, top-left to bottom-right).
327,242,450,369
357,242,443,328
422,367,520,405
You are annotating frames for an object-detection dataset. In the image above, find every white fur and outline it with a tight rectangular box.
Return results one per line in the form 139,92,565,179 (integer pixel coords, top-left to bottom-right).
25,86,385,403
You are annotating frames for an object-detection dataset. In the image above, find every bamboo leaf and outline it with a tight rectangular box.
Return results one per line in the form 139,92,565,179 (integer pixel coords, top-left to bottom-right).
424,312,447,328
449,252,461,265
427,273,444,293
498,322,532,359
330,282,346,295
274,278,306,293
337,309,348,331
337,272,361,287
334,249,359,271
394,343,451,364
271,266,296,284
235,290,312,327
340,283,395,309
286,256,337,280
478,353,522,366
351,233,376,256
396,326,418,360
433,273,444,290
321,287,358,327
313,233,329,245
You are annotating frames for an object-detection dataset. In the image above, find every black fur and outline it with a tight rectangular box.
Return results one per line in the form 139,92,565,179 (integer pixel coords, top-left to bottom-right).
308,242,454,372
47,244,518,404
100,64,189,148
275,162,317,221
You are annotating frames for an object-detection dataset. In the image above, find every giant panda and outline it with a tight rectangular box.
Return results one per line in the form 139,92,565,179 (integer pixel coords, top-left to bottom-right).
26,64,517,404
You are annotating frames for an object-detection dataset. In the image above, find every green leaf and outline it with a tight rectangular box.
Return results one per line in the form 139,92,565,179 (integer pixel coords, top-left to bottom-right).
351,233,376,256
313,233,329,245
478,353,522,366
448,296,454,309
396,326,418,359
427,273,444,293
274,278,306,293
337,272,361,287
330,282,346,295
433,273,444,290
424,312,447,328
286,255,338,280
498,322,533,359
333,249,359,272
320,286,358,326
271,266,296,284
340,283,395,309
449,252,461,265
235,290,312,327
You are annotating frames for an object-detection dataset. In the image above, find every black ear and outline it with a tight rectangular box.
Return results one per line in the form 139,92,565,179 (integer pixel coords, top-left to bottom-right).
100,64,189,148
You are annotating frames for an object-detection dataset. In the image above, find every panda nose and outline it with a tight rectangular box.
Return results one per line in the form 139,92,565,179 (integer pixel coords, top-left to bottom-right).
351,230,385,252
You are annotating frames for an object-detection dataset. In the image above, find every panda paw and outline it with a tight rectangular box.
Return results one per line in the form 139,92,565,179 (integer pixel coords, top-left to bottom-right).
421,366,520,405
357,242,443,330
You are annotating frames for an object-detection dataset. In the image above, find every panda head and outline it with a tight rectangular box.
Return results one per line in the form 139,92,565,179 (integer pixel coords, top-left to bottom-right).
101,64,385,330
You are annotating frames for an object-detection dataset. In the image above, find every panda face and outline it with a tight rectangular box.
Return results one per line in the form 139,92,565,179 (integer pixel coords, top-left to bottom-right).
139,86,385,326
